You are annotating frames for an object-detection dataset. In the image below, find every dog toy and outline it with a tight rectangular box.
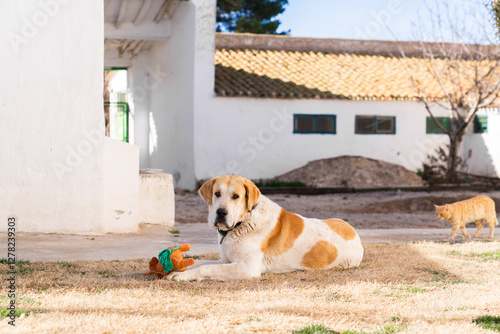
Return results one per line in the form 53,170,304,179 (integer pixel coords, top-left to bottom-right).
144,243,195,279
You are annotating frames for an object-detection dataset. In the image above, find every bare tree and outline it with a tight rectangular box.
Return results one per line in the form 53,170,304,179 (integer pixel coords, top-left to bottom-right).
398,1,500,181
493,0,500,36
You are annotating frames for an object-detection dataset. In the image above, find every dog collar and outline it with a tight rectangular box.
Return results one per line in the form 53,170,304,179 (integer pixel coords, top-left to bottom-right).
249,202,258,213
218,221,242,245
218,203,258,244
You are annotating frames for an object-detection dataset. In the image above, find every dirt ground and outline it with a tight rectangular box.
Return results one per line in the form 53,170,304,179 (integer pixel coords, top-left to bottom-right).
274,155,424,188
175,190,500,229
2,242,500,333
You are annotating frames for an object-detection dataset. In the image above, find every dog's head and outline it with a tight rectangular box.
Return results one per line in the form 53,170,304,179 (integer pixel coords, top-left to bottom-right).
198,175,261,231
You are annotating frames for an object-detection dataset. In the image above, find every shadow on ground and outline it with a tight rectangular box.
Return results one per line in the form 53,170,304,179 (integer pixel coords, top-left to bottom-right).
4,243,468,293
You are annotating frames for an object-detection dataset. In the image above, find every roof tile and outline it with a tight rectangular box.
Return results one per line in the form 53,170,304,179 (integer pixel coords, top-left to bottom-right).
214,38,500,102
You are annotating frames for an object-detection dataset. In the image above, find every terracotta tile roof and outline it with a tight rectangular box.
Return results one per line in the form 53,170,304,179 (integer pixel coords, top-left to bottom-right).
214,34,499,101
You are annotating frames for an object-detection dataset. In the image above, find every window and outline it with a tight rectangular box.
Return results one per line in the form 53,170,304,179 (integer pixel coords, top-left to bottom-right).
104,102,129,142
104,68,129,142
425,116,487,134
426,117,451,134
473,115,487,133
355,116,395,134
294,114,336,134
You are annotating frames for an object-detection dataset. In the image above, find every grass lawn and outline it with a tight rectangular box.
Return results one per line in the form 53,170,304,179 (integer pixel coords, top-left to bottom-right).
1,242,500,333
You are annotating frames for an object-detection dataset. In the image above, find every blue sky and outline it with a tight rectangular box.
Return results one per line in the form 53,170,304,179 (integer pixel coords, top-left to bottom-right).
277,0,496,43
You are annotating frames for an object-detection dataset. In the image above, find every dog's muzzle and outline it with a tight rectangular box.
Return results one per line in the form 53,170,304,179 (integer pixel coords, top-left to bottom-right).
215,208,228,227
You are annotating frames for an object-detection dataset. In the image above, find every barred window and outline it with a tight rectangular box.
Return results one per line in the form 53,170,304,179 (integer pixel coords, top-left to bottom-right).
294,115,336,134
355,116,395,134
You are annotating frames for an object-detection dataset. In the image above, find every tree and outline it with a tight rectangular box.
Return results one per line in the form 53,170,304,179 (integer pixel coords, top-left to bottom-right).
493,0,500,35
216,0,290,35
399,1,500,182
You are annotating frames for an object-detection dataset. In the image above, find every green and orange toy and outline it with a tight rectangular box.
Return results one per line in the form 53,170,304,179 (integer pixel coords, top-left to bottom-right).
144,244,195,280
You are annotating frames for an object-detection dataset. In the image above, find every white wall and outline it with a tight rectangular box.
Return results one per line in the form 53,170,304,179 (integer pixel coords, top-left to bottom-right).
194,96,500,180
0,0,108,233
126,52,149,166
144,0,207,189
104,138,140,233
193,98,471,180
462,111,500,177
138,173,175,227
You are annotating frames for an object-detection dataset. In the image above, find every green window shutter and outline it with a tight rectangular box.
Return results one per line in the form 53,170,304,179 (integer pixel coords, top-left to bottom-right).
473,115,487,133
442,118,451,132
426,117,450,134
104,101,129,143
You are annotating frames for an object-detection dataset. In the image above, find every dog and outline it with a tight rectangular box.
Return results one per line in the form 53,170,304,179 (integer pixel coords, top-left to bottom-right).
167,175,364,281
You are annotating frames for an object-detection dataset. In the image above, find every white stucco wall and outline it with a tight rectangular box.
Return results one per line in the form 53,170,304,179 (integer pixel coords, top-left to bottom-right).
104,138,140,233
195,98,446,179
0,1,109,233
462,110,500,177
127,52,151,166
194,96,500,180
138,173,175,227
194,97,460,180
144,0,209,189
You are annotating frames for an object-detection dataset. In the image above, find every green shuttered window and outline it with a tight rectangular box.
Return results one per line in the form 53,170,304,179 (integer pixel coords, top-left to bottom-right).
426,116,487,134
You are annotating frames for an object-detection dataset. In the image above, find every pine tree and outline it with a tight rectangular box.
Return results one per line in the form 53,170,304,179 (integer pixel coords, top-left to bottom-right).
216,0,289,35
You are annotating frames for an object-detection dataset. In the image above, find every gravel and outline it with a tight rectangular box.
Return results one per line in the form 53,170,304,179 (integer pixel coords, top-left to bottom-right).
175,189,500,229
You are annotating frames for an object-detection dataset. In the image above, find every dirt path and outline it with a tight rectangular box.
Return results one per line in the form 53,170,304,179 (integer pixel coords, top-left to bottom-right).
175,190,500,229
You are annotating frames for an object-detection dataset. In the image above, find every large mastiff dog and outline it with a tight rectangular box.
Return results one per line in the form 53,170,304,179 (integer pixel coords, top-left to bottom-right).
168,175,364,281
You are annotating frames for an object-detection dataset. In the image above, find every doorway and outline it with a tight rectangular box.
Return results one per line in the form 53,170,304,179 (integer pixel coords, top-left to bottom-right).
104,68,129,142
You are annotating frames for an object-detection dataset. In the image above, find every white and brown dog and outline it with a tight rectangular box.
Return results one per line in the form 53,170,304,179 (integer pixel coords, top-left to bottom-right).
167,175,364,281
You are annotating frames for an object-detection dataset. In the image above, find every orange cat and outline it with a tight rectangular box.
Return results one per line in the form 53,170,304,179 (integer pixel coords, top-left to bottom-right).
434,195,498,239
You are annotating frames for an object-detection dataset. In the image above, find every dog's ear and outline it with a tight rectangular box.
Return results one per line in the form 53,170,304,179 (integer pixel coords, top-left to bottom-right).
243,178,261,212
198,178,217,205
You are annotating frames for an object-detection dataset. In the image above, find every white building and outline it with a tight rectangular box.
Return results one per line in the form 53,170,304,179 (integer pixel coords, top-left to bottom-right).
114,2,500,187
1,0,193,234
198,34,500,181
104,0,216,190
0,0,136,235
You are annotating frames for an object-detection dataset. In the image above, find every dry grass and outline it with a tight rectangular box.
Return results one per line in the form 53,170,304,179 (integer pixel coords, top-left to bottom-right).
1,242,500,333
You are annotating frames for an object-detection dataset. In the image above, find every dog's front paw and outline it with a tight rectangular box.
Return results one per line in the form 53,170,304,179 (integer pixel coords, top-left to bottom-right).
167,270,198,282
